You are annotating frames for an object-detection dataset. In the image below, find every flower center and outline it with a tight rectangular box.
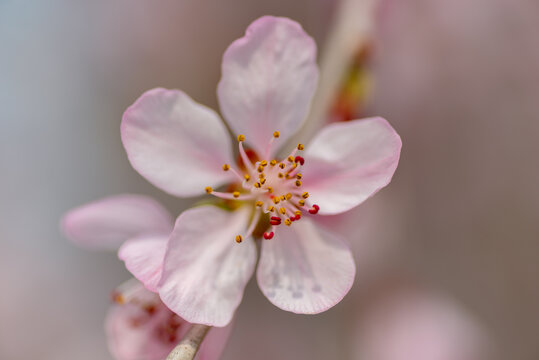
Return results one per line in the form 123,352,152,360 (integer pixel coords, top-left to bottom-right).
204,131,319,243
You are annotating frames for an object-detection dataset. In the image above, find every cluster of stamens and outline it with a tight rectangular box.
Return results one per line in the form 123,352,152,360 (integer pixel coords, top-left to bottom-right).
204,131,319,243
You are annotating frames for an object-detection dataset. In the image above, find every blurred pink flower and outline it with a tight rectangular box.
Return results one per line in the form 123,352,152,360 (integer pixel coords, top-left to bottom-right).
107,280,232,360
353,289,490,360
120,15,401,327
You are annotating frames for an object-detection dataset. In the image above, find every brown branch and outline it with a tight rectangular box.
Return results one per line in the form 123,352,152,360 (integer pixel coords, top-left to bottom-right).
166,324,211,360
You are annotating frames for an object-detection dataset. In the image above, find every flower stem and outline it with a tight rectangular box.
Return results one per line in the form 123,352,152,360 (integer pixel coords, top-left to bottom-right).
166,324,211,360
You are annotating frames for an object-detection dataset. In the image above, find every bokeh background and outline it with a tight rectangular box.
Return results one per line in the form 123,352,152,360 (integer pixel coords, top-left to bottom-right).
1,0,538,359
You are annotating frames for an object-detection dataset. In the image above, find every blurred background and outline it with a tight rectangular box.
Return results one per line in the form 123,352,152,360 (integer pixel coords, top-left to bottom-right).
1,0,538,359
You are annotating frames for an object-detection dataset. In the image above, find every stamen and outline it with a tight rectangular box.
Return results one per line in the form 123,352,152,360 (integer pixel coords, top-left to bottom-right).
210,191,255,201
273,131,280,138
239,141,254,172
255,201,263,207
237,134,246,142
260,160,268,167
295,156,305,165
284,219,292,226
308,204,320,214
235,235,243,243
296,173,303,180
222,164,230,171
298,199,306,206
263,231,274,240
205,186,213,194
279,163,286,169
297,143,305,150
270,160,277,166
267,205,276,213
295,180,302,187
287,156,295,162
279,207,287,215
302,192,309,199
236,209,261,244
244,174,251,181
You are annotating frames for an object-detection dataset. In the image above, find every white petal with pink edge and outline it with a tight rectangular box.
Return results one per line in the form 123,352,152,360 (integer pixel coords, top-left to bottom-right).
121,88,235,197
158,205,256,327
61,194,173,251
118,235,168,292
217,16,319,157
257,218,355,314
302,117,402,215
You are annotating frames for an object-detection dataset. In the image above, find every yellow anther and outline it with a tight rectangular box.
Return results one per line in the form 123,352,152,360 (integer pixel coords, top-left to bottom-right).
296,173,302,180
235,235,243,243
297,143,304,150
298,199,306,206
237,134,245,142
287,156,294,162
273,131,280,138
255,201,264,207
254,182,261,188
279,207,287,215
257,165,264,173
244,174,251,181
279,163,286,169
272,197,280,204
260,160,268,167
284,219,292,226
233,191,240,198
205,186,213,193
280,195,286,201
267,187,273,193
285,193,292,200
302,192,309,199
222,164,230,171
295,210,302,216
270,160,277,166
292,163,298,169
295,180,302,187
285,173,292,179
267,205,275,212
259,173,265,179
278,173,284,178
260,178,267,184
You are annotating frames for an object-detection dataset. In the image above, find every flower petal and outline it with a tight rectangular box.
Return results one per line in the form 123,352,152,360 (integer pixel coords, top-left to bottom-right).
121,88,235,197
217,16,319,156
61,194,173,251
158,206,256,327
257,218,355,314
118,235,168,292
302,117,402,215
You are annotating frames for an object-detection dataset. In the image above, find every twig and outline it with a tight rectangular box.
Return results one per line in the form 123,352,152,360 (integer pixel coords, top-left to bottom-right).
166,324,211,360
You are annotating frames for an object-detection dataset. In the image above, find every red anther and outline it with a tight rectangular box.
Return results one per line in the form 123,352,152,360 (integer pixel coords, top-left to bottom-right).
270,216,281,221
294,214,301,220
270,220,281,226
294,156,305,165
263,231,274,240
290,216,296,222
308,204,320,214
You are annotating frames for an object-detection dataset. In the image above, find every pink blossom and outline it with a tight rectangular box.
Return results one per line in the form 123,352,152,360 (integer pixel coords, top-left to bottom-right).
107,280,232,360
120,16,401,327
